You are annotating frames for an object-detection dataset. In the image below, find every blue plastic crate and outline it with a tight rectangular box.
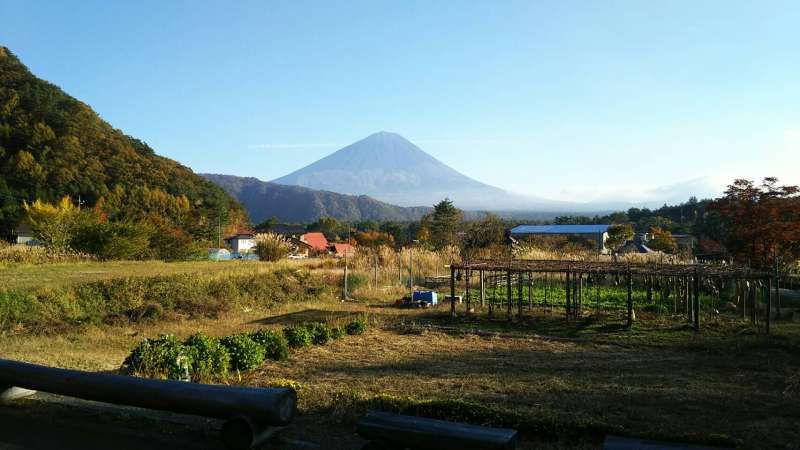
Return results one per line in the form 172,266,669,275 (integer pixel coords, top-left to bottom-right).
412,290,438,305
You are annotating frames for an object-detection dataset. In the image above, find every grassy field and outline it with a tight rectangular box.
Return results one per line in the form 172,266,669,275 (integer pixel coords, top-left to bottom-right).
1,260,799,449
0,259,307,290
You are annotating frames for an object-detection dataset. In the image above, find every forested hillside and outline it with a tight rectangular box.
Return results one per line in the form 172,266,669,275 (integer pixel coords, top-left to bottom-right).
0,47,244,242
203,174,431,223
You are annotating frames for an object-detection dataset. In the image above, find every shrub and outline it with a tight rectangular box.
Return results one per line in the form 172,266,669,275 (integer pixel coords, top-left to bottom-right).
123,334,193,380
330,326,345,340
220,334,265,371
250,329,289,361
265,377,305,393
254,232,291,261
306,322,333,345
184,332,230,381
283,325,313,348
342,273,368,292
345,318,367,335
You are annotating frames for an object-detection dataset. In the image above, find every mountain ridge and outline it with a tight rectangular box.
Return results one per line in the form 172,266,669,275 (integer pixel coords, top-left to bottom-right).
0,47,243,240
202,173,432,223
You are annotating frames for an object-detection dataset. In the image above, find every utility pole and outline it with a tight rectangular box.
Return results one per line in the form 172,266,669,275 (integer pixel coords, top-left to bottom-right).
343,227,350,300
409,239,419,300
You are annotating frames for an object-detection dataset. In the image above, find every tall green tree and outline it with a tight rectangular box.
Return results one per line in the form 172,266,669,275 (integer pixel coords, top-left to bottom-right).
428,198,463,250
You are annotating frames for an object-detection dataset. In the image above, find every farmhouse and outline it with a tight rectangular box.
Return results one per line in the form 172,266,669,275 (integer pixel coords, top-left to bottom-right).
299,232,330,256
13,223,37,246
287,237,313,258
224,230,256,254
332,242,355,258
510,224,611,253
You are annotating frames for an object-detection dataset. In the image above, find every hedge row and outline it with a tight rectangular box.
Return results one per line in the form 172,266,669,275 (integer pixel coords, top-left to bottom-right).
0,267,333,332
123,318,368,382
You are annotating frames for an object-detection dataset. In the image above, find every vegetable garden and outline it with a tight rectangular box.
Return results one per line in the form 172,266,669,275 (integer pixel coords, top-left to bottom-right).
448,259,777,333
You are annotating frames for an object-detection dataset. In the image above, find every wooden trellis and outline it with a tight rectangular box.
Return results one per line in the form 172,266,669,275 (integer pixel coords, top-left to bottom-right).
449,259,776,333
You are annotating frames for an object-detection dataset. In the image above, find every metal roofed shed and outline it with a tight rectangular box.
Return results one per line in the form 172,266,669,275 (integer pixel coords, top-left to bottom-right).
510,224,611,254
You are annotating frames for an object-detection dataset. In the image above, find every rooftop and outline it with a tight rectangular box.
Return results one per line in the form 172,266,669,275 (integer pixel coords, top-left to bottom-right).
510,224,610,235
301,232,329,251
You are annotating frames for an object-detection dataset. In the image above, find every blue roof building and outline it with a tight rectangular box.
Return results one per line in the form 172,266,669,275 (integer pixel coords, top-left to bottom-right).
510,224,611,253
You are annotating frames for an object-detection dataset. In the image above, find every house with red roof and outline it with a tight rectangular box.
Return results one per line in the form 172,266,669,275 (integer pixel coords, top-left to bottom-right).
332,242,355,258
299,232,330,256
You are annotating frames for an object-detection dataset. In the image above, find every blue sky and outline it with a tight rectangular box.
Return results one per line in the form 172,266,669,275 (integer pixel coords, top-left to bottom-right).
3,0,799,203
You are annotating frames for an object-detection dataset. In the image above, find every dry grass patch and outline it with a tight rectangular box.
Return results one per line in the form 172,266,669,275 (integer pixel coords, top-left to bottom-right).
244,325,799,449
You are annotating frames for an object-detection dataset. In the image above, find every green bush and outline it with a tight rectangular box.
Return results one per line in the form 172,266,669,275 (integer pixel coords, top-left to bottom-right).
306,322,333,345
220,334,265,371
283,325,313,348
330,326,345,340
345,318,367,335
342,273,368,292
123,334,193,380
250,329,289,361
184,332,230,381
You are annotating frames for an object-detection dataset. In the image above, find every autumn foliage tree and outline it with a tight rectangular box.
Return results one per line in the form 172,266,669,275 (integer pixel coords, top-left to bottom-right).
647,226,677,253
605,223,634,253
22,197,80,250
709,178,800,269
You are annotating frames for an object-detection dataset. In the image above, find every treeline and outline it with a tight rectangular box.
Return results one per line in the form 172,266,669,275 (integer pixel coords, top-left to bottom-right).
260,178,800,270
0,47,244,245
551,197,710,234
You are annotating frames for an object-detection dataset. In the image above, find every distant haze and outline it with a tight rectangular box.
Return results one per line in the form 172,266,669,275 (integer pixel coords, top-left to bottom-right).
272,132,716,211
273,132,573,210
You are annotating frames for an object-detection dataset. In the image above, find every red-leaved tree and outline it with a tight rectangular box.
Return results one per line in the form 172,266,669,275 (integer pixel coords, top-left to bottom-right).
709,178,800,269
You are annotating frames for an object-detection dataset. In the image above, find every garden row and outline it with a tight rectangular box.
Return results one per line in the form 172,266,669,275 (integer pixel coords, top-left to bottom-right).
122,318,368,382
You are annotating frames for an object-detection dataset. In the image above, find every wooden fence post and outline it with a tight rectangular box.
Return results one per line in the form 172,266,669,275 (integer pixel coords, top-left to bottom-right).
450,265,456,318
693,270,700,331
465,269,471,316
506,270,513,321
479,270,485,307
517,272,523,318
565,270,572,320
626,271,633,328
767,276,772,335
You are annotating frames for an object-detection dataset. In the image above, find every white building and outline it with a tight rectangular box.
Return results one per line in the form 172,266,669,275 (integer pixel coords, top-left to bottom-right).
224,231,256,254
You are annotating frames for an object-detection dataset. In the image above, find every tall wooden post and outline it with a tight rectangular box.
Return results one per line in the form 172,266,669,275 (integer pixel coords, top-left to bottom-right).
479,270,485,307
528,272,533,310
767,276,772,335
450,265,456,318
576,273,582,318
646,275,653,303
517,273,523,318
626,272,633,328
465,269,471,316
693,270,700,331
488,273,494,319
506,270,513,321
565,271,572,320
775,259,782,320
